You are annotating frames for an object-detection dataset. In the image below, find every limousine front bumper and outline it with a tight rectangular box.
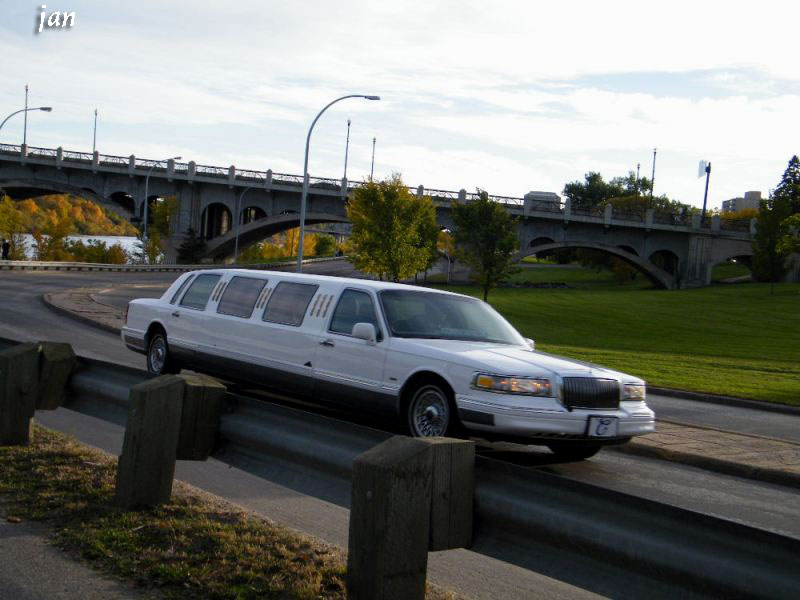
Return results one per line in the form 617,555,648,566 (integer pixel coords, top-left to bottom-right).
455,394,655,441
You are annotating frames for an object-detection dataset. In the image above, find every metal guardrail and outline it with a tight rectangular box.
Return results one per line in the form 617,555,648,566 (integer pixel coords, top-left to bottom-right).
0,255,347,272
0,335,795,598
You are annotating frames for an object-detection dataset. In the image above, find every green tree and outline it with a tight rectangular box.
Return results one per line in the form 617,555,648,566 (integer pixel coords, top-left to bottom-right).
563,172,624,211
778,214,800,255
451,190,519,301
176,227,207,264
346,175,437,282
752,195,792,293
31,217,74,261
313,234,336,257
752,157,800,292
772,155,800,215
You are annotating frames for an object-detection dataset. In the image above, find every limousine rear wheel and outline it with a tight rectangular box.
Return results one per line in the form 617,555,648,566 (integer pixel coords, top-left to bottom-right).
147,330,179,375
407,383,456,437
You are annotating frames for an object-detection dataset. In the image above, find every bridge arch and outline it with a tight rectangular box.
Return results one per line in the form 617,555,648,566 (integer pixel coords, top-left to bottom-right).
648,249,680,276
109,191,135,215
0,177,134,220
518,241,675,289
241,205,267,225
201,202,232,239
203,212,350,259
618,244,638,256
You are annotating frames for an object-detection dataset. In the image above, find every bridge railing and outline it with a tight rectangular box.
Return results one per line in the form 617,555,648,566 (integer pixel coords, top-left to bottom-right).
0,142,754,234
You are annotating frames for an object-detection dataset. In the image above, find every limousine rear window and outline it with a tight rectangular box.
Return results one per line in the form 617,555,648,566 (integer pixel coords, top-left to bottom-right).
217,276,267,319
170,274,195,304
262,281,318,326
180,274,222,310
379,289,524,345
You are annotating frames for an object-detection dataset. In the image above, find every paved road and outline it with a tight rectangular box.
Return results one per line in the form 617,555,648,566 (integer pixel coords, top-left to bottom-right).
4,268,800,598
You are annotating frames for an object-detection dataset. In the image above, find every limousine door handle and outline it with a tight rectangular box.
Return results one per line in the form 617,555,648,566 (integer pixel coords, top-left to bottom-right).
319,339,335,347
171,311,180,317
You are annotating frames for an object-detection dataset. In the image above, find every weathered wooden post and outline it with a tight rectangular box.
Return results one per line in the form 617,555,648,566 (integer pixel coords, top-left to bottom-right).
175,374,225,460
36,341,76,410
0,343,40,446
348,436,433,600
420,437,475,551
114,375,185,509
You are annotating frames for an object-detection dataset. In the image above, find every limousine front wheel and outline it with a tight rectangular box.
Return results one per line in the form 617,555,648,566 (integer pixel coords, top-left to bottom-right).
407,383,455,437
147,331,179,375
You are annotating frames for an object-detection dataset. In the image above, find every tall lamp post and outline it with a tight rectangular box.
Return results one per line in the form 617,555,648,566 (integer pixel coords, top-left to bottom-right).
143,156,181,262
92,109,98,154
370,136,376,180
0,106,53,136
343,119,351,182
234,186,255,263
296,94,380,273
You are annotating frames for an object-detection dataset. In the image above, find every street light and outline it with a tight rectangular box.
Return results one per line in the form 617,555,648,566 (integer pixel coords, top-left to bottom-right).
143,156,181,262
296,94,380,272
234,186,256,263
0,107,53,135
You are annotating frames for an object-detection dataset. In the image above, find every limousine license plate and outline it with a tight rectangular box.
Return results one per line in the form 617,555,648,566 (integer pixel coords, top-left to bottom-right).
587,416,618,437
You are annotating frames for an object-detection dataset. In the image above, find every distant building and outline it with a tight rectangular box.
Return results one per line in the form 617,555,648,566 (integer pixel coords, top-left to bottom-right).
722,191,761,213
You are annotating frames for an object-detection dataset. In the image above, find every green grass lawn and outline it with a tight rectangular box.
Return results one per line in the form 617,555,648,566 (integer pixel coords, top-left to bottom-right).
711,261,752,282
429,273,800,404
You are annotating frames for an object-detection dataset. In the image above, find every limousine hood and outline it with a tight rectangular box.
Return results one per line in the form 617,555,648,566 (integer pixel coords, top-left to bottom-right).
392,339,640,382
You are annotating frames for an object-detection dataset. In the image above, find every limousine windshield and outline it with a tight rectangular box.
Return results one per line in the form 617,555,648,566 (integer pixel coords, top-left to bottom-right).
380,290,524,344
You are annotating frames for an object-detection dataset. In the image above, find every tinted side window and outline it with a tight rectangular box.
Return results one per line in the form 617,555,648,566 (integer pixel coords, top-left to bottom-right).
263,281,318,326
329,290,381,338
170,274,195,304
217,276,267,318
179,274,221,310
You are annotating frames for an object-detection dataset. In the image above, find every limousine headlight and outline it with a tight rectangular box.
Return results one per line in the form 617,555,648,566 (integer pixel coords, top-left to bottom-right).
623,384,646,401
473,373,552,396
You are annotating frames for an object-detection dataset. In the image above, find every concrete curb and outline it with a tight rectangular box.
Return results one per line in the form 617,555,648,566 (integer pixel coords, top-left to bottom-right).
615,441,800,490
649,386,800,416
42,293,122,335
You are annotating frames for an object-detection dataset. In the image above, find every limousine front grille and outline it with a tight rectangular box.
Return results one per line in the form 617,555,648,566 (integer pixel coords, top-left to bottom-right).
562,378,620,409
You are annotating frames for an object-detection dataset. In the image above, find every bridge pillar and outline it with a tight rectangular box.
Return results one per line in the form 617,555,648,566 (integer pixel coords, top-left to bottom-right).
167,158,176,182
341,177,348,197
417,185,424,198
563,198,571,223
711,215,721,233
645,209,654,231
458,189,466,203
227,165,235,188
266,169,272,187
691,214,701,229
20,144,27,164
684,235,713,287
128,155,135,177
604,204,612,228
56,147,63,169
187,161,196,182
92,151,99,173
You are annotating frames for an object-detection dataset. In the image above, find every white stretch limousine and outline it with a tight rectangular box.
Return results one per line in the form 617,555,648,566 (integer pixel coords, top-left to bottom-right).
122,269,654,459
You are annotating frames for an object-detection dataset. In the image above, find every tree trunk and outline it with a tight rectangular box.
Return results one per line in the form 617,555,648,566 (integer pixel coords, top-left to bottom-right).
483,286,489,302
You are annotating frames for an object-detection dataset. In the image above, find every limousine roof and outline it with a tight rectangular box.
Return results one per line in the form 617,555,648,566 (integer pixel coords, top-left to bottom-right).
186,268,466,297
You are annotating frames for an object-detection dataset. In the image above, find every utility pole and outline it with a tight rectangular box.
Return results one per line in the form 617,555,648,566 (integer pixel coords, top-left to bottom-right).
23,84,29,145
636,162,641,194
701,162,711,227
343,119,351,181
649,148,657,205
92,109,98,154
370,137,376,180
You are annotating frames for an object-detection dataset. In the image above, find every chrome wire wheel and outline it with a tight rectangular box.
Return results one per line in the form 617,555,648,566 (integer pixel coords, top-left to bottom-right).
148,334,168,374
408,384,451,437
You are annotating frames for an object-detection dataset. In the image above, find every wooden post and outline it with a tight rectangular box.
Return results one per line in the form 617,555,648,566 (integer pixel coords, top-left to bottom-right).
114,375,184,509
348,436,433,600
175,374,225,461
36,342,76,410
419,437,475,551
0,343,40,446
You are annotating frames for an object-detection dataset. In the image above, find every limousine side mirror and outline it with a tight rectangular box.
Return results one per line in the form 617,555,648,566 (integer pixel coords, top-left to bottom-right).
524,337,535,350
352,322,377,345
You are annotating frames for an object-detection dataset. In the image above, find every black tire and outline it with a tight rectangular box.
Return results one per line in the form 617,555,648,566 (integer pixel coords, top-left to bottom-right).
547,443,602,461
405,381,458,437
146,330,180,375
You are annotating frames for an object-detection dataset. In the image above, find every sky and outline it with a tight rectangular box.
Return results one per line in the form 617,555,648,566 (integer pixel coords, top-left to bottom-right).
1,0,799,209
